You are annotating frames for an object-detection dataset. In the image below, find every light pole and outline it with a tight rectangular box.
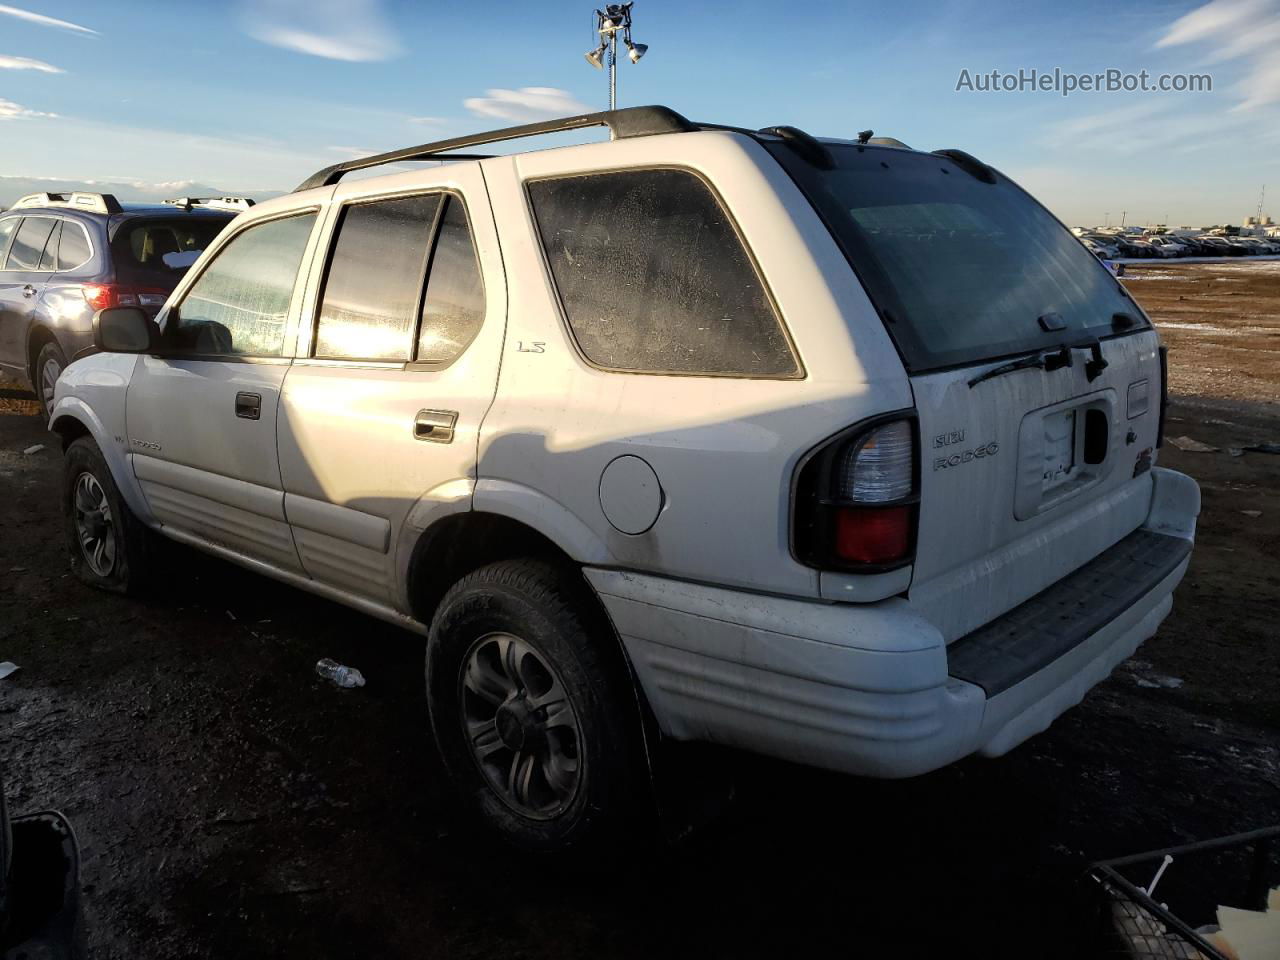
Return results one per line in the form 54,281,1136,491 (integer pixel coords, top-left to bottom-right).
585,3,647,111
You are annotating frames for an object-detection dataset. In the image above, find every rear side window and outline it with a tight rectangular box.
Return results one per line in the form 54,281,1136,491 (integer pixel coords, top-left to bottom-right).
38,221,62,270
6,217,57,271
417,197,485,363
0,218,17,263
314,193,485,365
169,212,316,357
57,222,92,271
527,169,799,378
315,194,441,361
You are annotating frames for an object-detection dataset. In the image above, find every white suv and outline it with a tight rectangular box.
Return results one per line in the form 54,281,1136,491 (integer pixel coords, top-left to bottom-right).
50,106,1199,850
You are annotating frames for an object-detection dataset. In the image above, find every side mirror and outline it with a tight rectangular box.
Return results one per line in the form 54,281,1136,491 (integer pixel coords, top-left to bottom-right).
92,307,158,354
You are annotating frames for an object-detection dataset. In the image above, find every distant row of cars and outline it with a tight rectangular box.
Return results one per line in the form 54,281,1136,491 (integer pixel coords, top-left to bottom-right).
1078,232,1280,260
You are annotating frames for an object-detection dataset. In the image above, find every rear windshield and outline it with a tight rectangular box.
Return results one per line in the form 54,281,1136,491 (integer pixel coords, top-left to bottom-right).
768,143,1146,372
111,217,233,280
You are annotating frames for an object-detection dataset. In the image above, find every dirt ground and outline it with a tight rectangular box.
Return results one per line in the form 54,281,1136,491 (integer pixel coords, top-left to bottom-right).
1,261,1278,958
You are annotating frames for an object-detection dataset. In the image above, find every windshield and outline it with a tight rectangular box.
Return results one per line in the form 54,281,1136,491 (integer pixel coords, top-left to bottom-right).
767,143,1147,371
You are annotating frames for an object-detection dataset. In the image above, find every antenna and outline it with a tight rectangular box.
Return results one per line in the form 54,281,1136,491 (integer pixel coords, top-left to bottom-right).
1257,184,1266,220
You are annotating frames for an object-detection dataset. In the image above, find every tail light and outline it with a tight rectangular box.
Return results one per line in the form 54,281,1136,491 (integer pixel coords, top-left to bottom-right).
81,284,169,312
793,415,918,570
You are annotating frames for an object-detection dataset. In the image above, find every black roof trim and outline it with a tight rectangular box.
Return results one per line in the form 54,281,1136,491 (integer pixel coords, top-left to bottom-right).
293,105,698,192
758,125,834,169
933,148,997,184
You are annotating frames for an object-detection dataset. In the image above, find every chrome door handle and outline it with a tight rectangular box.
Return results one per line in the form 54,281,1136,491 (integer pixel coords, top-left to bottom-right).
22,285,36,298
414,409,457,443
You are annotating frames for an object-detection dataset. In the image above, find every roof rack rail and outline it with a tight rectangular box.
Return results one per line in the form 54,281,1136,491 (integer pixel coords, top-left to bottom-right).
164,196,256,212
12,191,123,215
758,125,834,169
293,104,697,192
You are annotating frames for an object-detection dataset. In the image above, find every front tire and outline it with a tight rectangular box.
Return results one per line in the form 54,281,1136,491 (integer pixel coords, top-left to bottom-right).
35,341,68,423
426,559,650,853
63,437,155,595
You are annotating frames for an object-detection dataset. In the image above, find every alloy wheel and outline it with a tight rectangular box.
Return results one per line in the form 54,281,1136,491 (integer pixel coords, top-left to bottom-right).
40,356,61,419
72,472,116,577
460,632,583,819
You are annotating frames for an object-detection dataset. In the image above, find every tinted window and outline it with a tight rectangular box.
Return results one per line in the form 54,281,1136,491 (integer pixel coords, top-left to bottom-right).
6,217,57,271
315,194,440,361
528,169,798,377
768,144,1146,371
418,197,485,364
57,222,92,271
38,221,62,270
113,218,232,276
0,218,16,264
169,213,316,357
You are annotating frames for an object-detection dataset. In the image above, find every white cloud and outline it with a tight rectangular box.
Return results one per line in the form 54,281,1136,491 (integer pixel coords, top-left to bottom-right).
0,97,57,120
408,115,446,125
0,54,63,72
0,4,96,35
1157,0,1280,109
240,0,401,62
463,87,590,123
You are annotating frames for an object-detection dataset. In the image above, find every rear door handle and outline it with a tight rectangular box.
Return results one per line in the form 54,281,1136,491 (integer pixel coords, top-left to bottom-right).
22,285,36,299
414,409,457,443
235,392,262,420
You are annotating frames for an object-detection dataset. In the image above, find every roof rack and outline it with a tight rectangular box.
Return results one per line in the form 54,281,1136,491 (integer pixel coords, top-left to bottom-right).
293,104,697,192
12,191,123,215
163,196,256,212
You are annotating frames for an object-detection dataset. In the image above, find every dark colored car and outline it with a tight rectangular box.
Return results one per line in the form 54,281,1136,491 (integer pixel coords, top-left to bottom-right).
0,192,243,419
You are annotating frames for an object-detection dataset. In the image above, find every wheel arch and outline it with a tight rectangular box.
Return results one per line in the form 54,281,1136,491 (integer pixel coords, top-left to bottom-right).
49,399,155,525
25,323,61,388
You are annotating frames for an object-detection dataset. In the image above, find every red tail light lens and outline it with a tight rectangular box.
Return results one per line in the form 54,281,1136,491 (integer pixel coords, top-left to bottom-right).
80,284,169,312
793,415,918,572
834,506,913,565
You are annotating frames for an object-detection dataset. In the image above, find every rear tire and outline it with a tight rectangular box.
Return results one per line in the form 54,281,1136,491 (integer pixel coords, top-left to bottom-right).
35,341,67,423
63,437,155,595
426,559,650,853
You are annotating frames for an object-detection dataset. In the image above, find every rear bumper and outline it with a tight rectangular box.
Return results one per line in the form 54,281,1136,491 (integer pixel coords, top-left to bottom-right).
586,467,1199,778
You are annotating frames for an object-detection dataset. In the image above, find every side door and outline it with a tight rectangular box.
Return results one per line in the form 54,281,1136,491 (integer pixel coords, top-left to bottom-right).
0,216,56,380
277,166,505,609
126,208,323,572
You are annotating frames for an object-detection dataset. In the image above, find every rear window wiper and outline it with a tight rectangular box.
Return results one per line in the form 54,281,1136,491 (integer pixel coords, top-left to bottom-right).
967,345,1072,388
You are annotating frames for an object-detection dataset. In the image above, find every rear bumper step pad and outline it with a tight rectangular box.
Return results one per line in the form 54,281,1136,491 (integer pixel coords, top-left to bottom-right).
947,529,1192,697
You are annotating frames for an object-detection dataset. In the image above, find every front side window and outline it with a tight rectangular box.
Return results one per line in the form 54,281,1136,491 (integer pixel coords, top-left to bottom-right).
315,194,440,361
168,212,316,357
527,169,799,377
5,217,57,271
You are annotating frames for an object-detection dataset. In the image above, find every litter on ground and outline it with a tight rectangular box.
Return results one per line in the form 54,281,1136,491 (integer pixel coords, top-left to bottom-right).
0,661,20,680
1169,436,1219,453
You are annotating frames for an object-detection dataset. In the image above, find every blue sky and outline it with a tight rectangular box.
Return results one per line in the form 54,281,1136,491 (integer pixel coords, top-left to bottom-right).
1,0,1277,226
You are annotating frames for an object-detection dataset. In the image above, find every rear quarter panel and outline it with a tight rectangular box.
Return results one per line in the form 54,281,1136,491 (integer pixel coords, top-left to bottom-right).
477,132,912,598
